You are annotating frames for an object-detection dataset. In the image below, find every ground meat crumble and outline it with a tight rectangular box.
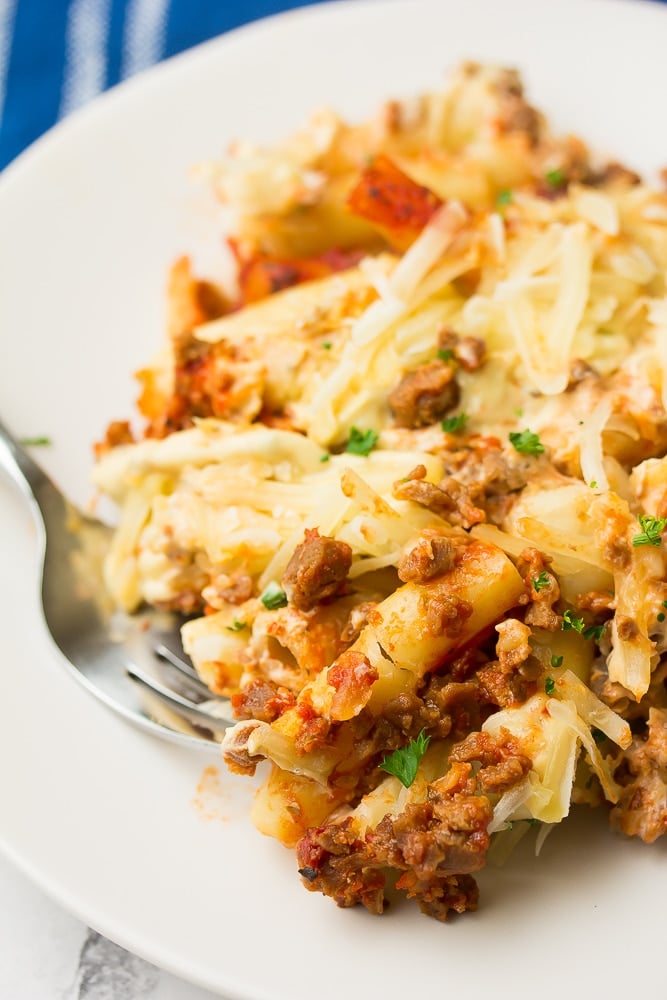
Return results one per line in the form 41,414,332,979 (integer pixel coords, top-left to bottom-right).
282,528,353,611
295,734,534,920
611,707,667,844
388,360,460,428
296,761,492,920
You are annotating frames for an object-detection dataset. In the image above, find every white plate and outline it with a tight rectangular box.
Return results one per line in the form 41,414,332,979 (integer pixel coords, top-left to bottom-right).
1,1,666,997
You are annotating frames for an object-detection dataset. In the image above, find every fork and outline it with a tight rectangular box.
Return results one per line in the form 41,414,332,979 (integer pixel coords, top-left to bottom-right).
0,416,233,749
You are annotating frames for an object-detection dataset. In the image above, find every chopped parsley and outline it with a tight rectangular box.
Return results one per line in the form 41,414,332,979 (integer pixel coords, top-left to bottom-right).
379,730,431,788
225,618,247,633
589,480,598,489
545,677,556,696
260,582,288,610
550,654,564,668
322,341,332,350
496,189,513,207
532,571,550,592
561,610,605,641
658,613,666,623
345,426,378,457
562,610,585,633
545,167,566,189
19,435,52,446
632,514,667,548
437,347,454,362
319,453,330,463
509,429,544,456
441,413,468,434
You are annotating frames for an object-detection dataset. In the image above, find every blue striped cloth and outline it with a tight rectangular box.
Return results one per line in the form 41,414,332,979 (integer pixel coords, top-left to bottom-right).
0,0,332,171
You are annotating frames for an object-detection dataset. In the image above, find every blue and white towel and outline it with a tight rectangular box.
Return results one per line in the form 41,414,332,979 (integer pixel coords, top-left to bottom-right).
0,0,328,171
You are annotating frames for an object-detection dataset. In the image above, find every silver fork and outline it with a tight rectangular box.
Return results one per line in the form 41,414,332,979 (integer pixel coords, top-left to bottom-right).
0,417,233,750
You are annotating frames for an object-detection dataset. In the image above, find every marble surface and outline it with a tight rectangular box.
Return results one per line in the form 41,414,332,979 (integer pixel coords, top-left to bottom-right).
0,851,224,1000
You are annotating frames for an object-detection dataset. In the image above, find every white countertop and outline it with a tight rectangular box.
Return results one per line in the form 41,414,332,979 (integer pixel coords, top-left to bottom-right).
0,851,224,1000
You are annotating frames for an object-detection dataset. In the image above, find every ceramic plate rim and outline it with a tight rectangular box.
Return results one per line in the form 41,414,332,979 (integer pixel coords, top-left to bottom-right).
1,2,667,998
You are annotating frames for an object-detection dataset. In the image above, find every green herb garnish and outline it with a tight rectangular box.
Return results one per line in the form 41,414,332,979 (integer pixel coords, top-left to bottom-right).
437,348,454,362
545,167,566,189
562,610,585,633
632,514,667,548
496,189,513,207
658,613,666,623
532,571,550,592
226,618,247,633
441,413,468,434
322,341,332,350
561,610,605,641
320,453,330,463
379,730,431,788
550,654,564,668
345,426,378,457
260,582,288,610
509,429,545,456
19,435,52,446
545,677,556,696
